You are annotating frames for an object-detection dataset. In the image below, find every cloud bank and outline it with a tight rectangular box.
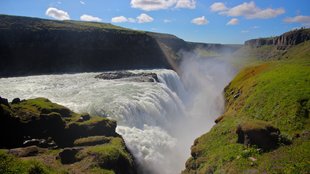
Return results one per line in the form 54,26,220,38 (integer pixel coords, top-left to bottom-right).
45,7,70,20
130,0,196,11
284,15,310,25
111,13,153,23
211,1,285,19
80,14,102,22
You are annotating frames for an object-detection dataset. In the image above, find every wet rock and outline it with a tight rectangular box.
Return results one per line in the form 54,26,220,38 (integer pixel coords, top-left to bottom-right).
23,138,57,148
58,147,83,164
77,114,91,122
0,96,9,107
236,121,281,151
95,71,159,82
11,98,21,104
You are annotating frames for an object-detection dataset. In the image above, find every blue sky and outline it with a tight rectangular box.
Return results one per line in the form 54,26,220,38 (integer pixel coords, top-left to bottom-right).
1,0,309,44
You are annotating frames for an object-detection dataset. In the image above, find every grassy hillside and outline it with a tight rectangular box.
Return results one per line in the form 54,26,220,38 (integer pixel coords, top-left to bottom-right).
183,41,310,173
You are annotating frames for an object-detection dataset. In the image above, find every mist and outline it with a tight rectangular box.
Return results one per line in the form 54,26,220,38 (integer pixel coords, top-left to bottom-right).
158,49,237,173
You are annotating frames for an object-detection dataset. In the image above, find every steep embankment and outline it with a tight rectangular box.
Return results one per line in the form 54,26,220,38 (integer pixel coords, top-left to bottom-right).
0,15,173,77
183,32,310,173
0,14,241,77
0,97,137,174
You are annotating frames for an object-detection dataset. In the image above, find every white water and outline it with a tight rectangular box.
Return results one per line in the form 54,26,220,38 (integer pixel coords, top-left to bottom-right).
0,58,235,173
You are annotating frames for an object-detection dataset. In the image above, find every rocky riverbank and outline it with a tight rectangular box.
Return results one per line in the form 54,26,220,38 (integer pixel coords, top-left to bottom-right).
0,97,137,174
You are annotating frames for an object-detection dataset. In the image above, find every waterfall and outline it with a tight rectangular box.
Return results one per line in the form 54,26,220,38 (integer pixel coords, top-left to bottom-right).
0,60,235,174
0,69,187,174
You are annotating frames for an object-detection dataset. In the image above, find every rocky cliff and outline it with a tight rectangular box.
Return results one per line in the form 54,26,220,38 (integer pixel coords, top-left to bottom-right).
244,28,310,49
0,14,241,77
0,15,173,77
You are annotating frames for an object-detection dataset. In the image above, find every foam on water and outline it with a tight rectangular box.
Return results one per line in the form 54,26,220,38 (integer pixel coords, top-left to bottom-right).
0,61,234,174
0,69,187,173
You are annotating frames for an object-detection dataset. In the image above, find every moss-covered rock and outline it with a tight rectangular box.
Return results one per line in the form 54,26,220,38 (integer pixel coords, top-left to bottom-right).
0,97,137,174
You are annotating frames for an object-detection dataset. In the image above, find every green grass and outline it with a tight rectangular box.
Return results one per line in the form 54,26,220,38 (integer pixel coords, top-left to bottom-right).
0,14,144,35
74,136,111,146
183,41,310,173
0,151,58,174
11,98,72,121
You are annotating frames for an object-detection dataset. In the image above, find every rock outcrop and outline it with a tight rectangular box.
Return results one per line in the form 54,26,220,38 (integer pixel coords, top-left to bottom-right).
95,71,159,82
0,96,137,174
244,28,310,49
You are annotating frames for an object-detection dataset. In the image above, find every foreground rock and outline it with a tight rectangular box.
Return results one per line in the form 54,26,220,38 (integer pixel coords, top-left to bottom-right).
0,97,137,174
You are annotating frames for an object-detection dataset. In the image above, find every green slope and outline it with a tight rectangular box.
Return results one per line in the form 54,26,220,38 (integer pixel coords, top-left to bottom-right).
183,41,310,174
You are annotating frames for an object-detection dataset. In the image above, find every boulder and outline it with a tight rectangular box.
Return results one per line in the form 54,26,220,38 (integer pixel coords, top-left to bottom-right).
58,147,83,164
0,96,9,107
236,121,280,151
11,98,21,104
8,145,43,157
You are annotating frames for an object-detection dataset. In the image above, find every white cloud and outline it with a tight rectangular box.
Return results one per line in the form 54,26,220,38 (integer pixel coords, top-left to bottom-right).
191,16,209,25
211,1,285,19
163,19,171,23
130,0,195,11
45,7,70,20
130,0,177,11
137,13,154,23
227,18,239,25
80,1,85,5
111,16,129,23
284,15,310,25
175,0,196,9
210,2,227,12
111,13,154,23
80,14,102,22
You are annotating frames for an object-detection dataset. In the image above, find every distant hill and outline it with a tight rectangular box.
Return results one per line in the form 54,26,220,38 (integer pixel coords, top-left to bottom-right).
0,14,241,77
244,28,310,49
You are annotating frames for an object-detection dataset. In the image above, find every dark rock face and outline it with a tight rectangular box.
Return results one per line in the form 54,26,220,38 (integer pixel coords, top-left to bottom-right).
95,71,159,82
58,147,83,164
0,15,172,77
0,96,9,107
11,98,21,104
236,121,281,151
244,28,310,48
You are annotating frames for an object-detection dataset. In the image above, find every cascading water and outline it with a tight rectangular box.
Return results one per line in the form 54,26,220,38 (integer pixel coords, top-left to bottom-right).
0,57,235,174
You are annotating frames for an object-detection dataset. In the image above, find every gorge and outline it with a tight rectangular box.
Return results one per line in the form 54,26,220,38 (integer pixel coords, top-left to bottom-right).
0,14,309,174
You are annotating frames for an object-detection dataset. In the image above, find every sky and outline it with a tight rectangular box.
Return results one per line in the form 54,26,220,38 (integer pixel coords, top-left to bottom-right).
0,0,309,44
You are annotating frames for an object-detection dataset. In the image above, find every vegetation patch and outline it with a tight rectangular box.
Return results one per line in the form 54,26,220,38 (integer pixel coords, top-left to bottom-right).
183,41,310,173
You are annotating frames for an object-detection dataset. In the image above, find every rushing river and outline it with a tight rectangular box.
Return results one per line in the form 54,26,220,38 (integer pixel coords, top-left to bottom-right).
0,58,235,173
